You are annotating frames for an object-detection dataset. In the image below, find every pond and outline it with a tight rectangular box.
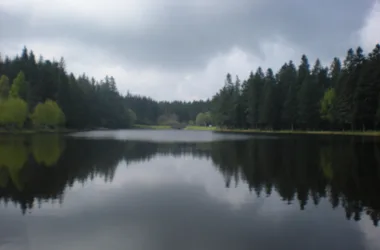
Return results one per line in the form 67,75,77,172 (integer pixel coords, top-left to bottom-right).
0,130,379,250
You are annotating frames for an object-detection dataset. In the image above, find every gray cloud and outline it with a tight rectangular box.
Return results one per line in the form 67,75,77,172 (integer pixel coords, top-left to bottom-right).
0,0,378,100
0,0,375,69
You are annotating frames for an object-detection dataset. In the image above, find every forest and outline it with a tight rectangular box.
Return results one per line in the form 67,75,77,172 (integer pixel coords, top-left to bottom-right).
0,47,210,130
212,44,380,131
0,44,379,131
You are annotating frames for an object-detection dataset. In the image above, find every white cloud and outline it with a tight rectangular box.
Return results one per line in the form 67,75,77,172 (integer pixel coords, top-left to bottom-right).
359,0,380,52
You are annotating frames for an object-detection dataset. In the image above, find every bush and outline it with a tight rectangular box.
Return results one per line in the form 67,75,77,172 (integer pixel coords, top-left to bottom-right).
0,98,28,128
31,100,66,127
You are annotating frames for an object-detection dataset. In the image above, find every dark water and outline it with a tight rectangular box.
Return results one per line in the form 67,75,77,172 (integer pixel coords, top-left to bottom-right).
0,130,379,250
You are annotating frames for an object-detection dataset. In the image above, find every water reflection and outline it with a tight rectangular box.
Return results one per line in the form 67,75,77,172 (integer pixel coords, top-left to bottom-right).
0,134,379,229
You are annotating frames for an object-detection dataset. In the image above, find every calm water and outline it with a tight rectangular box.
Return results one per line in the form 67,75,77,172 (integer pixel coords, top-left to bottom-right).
0,130,379,250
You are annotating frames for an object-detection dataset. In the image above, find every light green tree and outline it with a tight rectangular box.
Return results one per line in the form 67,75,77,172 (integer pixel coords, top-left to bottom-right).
0,98,28,128
10,71,29,100
320,88,336,123
196,112,206,126
128,109,137,125
31,100,66,127
196,112,212,126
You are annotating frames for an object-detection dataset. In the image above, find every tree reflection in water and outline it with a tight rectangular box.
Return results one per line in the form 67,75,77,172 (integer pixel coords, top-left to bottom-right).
0,134,379,227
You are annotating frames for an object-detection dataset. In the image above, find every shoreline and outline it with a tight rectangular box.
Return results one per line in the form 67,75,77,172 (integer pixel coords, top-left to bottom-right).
5,126,380,137
133,124,172,130
213,128,380,137
0,128,79,135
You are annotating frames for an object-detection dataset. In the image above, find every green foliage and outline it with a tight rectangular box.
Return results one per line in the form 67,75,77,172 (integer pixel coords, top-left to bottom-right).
195,112,212,126
0,98,28,128
31,99,65,127
320,88,336,123
128,109,137,125
157,113,179,126
10,71,29,100
0,75,10,100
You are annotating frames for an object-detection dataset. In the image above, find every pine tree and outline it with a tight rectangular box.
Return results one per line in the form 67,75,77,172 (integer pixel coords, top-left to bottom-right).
212,73,235,128
282,61,298,129
354,44,380,130
0,75,10,100
335,48,364,129
259,69,276,129
297,59,322,129
297,55,310,88
329,57,341,88
233,76,246,128
298,75,320,129
10,71,29,100
246,68,264,128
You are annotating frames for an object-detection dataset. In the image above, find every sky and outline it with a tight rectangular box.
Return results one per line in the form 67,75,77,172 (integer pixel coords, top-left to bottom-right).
0,0,379,101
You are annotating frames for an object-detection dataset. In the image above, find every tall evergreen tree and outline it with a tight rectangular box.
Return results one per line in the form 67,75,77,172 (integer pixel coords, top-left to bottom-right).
0,75,10,100
297,55,310,88
277,61,297,127
329,57,341,88
335,48,363,129
259,69,276,128
298,60,323,129
354,45,380,130
233,76,246,128
246,68,264,128
295,55,311,126
282,61,298,129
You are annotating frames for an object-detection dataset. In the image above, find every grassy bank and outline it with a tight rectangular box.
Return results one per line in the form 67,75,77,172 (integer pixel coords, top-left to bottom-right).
213,128,380,137
185,126,216,131
0,128,75,135
134,124,172,130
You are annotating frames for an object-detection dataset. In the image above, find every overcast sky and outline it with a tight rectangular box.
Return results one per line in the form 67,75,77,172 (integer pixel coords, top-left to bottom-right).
1,0,379,101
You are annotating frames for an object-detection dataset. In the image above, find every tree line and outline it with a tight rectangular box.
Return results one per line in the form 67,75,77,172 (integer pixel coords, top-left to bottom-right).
0,47,211,129
2,44,379,131
211,44,380,131
124,93,210,125
0,47,137,129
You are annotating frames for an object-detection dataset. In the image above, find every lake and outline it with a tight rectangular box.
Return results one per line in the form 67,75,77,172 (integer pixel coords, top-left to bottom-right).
0,130,379,250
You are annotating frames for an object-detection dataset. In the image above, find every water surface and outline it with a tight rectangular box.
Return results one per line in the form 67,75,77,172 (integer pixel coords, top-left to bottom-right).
0,130,379,250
